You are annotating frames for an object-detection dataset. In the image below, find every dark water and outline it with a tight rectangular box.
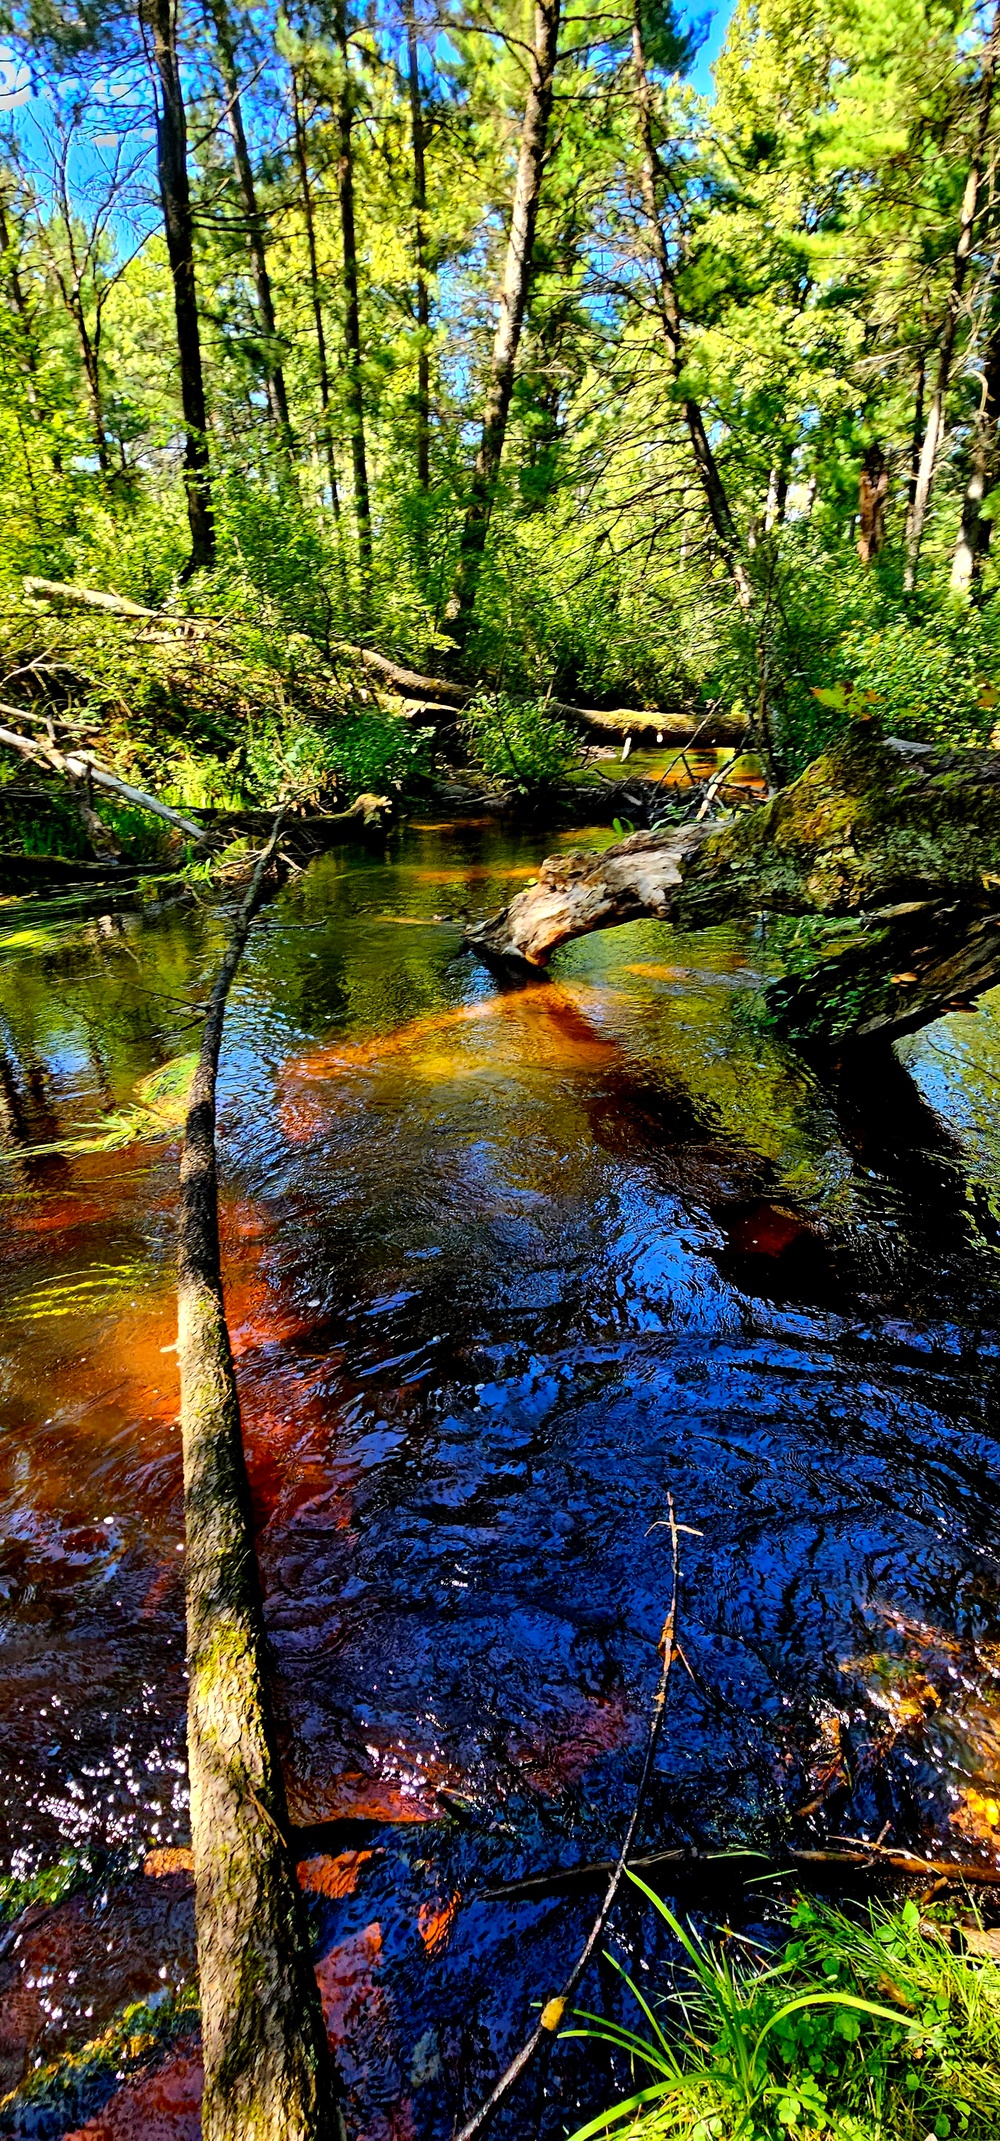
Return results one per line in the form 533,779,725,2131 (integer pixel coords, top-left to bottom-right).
3,819,1000,2136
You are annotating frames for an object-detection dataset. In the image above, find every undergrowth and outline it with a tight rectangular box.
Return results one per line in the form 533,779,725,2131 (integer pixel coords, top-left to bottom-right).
567,1879,1000,2141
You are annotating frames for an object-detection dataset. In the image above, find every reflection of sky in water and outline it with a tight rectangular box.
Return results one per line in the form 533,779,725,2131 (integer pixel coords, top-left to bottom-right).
3,821,1000,2134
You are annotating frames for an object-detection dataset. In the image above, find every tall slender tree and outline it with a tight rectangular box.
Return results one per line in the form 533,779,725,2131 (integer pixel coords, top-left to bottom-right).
629,0,751,609
952,315,1000,591
444,0,562,645
333,0,372,579
141,0,216,570
291,67,340,515
206,0,295,455
904,0,1000,590
404,0,430,503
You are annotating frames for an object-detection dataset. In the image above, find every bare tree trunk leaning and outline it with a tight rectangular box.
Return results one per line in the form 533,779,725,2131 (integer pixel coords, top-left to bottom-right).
903,349,926,553
334,0,373,581
444,0,562,645
0,716,210,841
178,820,345,2141
141,0,216,572
207,0,295,456
630,0,752,611
904,0,1000,590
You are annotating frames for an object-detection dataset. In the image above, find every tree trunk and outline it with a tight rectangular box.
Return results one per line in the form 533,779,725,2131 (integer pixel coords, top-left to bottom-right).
465,729,1000,1054
904,0,1000,591
0,186,49,442
141,0,215,573
207,0,294,456
291,70,341,518
70,296,110,474
443,0,562,645
763,460,788,533
951,317,1000,591
178,821,345,2141
630,0,752,610
904,349,926,550
405,5,431,502
856,442,889,565
334,0,373,580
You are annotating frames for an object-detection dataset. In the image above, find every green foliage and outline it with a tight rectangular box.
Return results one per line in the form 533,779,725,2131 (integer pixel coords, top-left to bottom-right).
0,1050,197,1169
0,1847,92,1926
244,710,434,806
0,1984,199,2138
566,1881,1000,2141
462,692,578,788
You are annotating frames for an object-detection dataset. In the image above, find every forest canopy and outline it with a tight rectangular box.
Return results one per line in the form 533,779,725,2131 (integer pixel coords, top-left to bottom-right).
2,0,1000,804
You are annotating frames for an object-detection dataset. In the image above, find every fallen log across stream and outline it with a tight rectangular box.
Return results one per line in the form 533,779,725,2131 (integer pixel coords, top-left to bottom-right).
178,819,344,2141
466,729,1000,1054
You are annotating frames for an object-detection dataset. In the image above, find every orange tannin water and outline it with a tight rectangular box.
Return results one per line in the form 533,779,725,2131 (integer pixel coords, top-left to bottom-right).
4,819,1000,2135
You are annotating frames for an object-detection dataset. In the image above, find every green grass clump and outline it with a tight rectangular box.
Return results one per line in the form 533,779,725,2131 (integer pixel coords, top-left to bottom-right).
566,1878,1000,2140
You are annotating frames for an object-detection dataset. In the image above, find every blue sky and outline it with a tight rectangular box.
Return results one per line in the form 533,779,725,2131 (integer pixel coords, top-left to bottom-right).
688,2,735,94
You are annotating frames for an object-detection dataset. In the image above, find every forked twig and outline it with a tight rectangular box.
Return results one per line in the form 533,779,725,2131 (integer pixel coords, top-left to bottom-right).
453,1495,685,2141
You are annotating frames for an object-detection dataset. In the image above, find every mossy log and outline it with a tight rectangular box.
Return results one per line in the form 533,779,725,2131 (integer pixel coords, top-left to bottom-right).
178,821,344,2141
466,730,1000,1052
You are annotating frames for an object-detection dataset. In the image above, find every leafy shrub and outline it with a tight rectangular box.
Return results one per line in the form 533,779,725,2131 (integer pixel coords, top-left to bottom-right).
566,1881,1000,2140
245,710,434,807
462,692,578,787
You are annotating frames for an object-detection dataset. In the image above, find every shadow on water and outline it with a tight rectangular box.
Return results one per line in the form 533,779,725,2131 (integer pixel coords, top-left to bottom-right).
3,825,1000,2134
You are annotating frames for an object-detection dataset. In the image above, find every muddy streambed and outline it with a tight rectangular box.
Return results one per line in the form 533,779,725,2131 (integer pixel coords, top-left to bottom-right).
3,817,1000,2137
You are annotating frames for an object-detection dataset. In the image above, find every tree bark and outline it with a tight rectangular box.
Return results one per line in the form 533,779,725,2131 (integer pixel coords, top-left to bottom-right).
405,4,431,503
904,0,1000,591
444,0,562,645
951,316,1000,591
904,348,926,550
630,0,752,611
178,819,345,2141
334,0,373,580
763,460,788,533
856,441,889,565
292,70,340,518
207,0,294,455
141,0,216,572
465,730,1000,1053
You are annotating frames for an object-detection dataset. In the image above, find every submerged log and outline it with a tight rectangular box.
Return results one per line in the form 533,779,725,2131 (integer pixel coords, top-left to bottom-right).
179,819,344,2141
466,730,1000,1051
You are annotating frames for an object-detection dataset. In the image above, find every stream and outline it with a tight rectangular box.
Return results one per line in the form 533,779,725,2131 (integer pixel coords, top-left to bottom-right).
3,813,1000,2137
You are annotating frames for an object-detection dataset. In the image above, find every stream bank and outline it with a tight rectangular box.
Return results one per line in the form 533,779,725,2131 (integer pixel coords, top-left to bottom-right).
2,816,1000,2136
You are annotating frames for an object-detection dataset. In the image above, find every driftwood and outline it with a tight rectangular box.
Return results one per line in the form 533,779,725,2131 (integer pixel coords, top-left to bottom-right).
466,729,1000,1052
551,701,749,747
178,817,343,2141
474,1840,1000,1904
